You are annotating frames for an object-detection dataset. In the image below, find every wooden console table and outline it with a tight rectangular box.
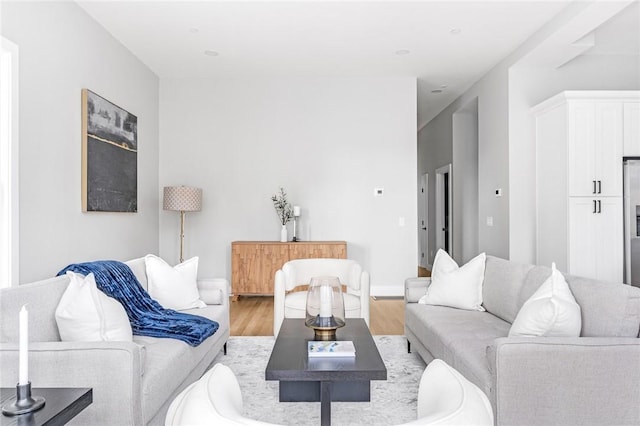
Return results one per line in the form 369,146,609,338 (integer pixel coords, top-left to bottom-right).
231,241,346,299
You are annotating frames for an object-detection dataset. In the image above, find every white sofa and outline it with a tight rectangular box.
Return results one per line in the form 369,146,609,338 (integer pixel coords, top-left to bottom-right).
0,257,230,425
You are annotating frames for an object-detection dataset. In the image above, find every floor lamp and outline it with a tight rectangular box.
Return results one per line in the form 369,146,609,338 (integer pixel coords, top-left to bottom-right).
163,186,202,263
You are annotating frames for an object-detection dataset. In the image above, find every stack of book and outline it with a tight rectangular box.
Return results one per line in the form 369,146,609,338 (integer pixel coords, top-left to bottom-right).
308,341,356,357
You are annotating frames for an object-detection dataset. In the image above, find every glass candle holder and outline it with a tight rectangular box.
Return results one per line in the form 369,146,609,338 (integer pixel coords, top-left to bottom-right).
305,276,346,340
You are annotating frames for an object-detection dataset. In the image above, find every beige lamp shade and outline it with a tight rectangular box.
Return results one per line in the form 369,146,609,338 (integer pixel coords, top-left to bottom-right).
163,186,202,212
163,186,202,263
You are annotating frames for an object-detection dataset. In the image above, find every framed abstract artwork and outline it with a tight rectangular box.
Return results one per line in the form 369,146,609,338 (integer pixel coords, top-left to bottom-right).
81,89,137,212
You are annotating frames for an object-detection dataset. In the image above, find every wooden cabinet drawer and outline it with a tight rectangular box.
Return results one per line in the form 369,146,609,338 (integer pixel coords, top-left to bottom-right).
231,241,346,298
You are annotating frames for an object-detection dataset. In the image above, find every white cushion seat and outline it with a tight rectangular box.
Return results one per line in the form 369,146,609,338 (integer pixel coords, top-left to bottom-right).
283,291,307,317
273,258,370,336
283,290,362,318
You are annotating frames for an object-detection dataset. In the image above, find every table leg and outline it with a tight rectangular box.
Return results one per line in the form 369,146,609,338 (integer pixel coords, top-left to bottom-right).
320,381,331,426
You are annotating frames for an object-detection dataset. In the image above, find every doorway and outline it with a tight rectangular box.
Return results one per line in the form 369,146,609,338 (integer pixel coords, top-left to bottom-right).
418,173,429,269
435,164,452,255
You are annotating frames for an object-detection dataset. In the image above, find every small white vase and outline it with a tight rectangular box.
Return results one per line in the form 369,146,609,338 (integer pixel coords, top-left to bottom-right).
280,224,288,242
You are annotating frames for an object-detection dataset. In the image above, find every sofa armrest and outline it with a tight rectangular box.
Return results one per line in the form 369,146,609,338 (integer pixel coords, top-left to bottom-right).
273,269,286,337
404,277,431,303
0,341,144,425
197,278,229,305
358,271,371,327
488,337,640,426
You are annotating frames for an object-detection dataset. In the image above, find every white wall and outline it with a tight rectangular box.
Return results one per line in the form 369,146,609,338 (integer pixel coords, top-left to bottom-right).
418,65,510,264
418,0,639,265
508,0,640,264
417,105,453,265
159,77,417,295
1,2,160,282
452,98,479,264
508,54,640,265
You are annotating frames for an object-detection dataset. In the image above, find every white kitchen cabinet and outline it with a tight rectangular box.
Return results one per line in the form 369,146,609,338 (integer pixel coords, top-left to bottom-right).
534,91,638,282
568,197,623,283
623,102,640,156
567,101,622,197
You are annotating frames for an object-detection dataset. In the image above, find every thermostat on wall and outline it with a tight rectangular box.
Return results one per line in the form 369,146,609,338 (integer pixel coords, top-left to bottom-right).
374,188,384,197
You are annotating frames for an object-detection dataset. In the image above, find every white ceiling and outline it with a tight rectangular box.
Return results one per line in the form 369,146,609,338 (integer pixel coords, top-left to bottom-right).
77,0,586,127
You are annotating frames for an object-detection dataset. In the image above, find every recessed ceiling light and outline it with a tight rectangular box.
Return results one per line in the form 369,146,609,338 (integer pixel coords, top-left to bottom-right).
395,49,410,56
431,89,443,94
204,50,219,57
189,27,199,34
450,28,462,35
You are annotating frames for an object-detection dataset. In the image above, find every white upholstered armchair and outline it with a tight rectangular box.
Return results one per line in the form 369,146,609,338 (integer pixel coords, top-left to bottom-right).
401,359,494,425
273,258,370,336
165,363,281,426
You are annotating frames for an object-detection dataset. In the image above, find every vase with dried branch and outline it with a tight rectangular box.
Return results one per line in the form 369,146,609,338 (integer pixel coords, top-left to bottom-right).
272,187,293,242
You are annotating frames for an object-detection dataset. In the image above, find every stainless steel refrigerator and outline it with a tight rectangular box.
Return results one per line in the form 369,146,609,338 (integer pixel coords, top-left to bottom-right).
624,159,640,287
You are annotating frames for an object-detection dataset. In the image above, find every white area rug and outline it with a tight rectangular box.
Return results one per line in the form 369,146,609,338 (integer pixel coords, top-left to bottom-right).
209,335,427,425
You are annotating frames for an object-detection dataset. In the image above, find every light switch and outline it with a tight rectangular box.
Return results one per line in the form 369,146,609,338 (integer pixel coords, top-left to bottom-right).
486,216,494,226
398,217,405,227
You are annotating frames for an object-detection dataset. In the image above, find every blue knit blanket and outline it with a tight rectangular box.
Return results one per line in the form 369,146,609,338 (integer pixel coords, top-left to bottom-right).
57,260,219,346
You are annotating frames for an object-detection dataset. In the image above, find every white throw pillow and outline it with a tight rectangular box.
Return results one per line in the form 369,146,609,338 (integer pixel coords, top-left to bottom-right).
418,250,486,311
145,254,206,310
55,271,132,342
509,263,581,337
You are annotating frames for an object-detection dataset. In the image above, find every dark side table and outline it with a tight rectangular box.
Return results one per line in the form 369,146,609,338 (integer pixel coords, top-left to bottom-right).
1,388,92,426
266,319,386,426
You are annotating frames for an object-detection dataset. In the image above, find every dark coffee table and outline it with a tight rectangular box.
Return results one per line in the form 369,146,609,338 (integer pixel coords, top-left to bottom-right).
1,387,92,426
265,318,386,426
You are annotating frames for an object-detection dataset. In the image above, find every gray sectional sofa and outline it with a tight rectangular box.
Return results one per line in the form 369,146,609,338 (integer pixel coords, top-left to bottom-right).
0,257,230,425
405,255,640,426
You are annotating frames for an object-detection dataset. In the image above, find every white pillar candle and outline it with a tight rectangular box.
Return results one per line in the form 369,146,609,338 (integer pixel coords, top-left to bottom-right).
19,305,28,385
293,205,301,217
319,285,332,318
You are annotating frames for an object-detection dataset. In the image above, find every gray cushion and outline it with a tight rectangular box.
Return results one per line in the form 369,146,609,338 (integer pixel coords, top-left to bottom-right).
515,264,640,337
484,256,640,337
0,276,69,342
564,274,640,337
482,256,534,323
516,264,553,309
405,303,510,395
137,336,193,420
137,304,229,421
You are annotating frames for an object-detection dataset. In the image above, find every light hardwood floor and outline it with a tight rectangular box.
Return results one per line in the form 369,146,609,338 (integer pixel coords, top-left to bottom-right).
230,296,405,336
418,266,431,277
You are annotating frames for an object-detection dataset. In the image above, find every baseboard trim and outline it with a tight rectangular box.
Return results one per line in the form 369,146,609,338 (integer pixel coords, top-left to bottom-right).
370,285,404,298
371,295,404,300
